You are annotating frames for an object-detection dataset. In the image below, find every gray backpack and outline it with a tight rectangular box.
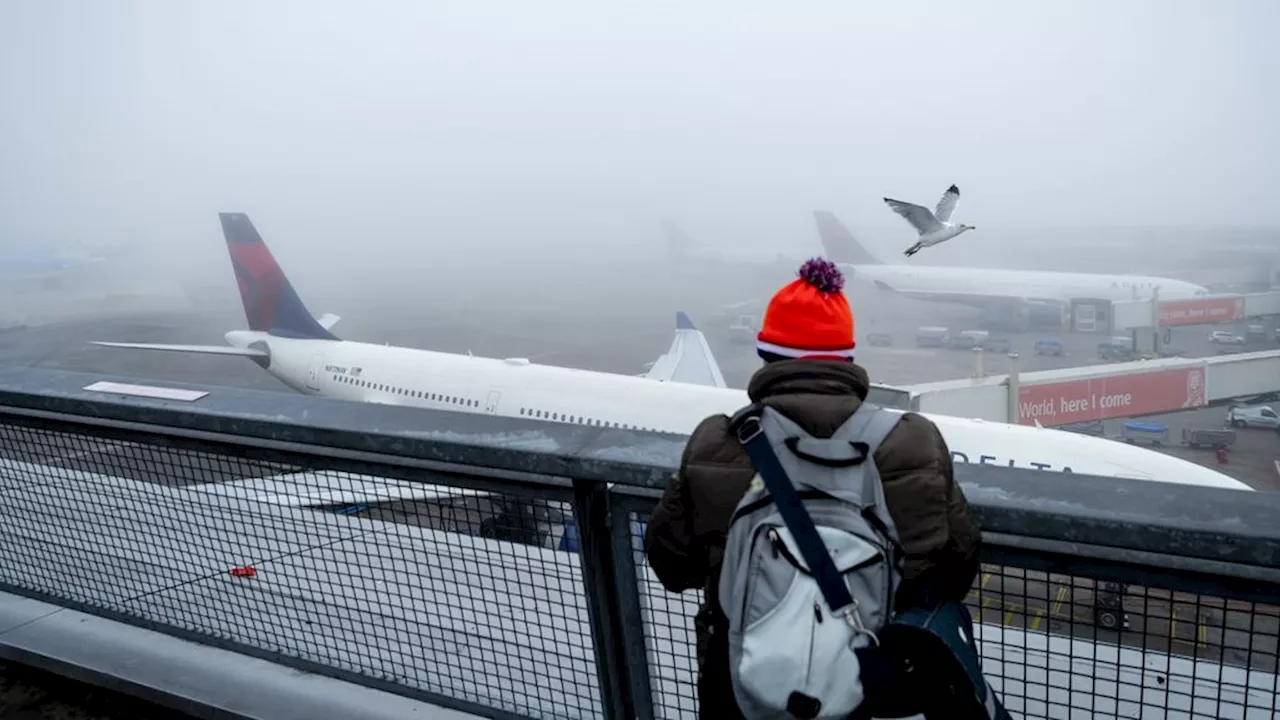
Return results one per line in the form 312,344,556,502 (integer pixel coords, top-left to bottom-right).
718,402,904,720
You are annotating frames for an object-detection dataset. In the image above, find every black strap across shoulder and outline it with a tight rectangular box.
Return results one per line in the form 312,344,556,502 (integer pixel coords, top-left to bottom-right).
732,405,854,613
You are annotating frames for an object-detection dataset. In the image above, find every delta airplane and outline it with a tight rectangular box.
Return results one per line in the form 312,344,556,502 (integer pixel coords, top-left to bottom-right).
814,210,1212,309
90,212,1248,493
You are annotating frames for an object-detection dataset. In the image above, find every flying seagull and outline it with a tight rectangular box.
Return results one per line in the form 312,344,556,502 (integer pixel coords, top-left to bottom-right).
883,184,976,257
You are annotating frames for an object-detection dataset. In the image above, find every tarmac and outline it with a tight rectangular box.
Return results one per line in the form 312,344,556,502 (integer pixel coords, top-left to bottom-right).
1,274,1278,716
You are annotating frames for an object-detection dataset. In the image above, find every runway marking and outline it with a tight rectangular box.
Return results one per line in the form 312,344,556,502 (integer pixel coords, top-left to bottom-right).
1050,584,1069,621
970,568,1274,660
1028,608,1046,632
1166,605,1211,650
1169,610,1210,651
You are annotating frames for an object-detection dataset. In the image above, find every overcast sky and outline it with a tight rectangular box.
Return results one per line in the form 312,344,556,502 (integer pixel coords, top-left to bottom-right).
1,0,1277,274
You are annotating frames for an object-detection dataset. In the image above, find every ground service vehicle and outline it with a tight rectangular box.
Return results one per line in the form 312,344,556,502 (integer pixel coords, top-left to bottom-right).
1034,339,1064,356
1227,405,1279,429
916,326,949,347
1209,330,1246,345
985,337,1012,353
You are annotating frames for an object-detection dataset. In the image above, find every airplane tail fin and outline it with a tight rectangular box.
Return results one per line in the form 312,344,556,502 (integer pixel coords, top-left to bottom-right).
661,219,692,260
219,212,338,340
813,211,883,265
644,311,728,388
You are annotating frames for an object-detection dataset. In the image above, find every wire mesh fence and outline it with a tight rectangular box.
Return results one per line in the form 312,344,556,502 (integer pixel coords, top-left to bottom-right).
2,416,1279,720
0,422,601,720
625,509,1280,720
968,566,1279,719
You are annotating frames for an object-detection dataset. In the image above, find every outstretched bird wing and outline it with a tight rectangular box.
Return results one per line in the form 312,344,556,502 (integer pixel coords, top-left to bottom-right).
884,198,943,235
934,184,961,223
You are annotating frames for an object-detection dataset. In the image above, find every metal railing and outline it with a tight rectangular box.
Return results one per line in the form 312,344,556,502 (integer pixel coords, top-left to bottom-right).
0,366,1277,719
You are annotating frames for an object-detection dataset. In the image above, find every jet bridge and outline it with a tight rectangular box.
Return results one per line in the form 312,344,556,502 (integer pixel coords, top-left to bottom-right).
905,350,1280,426
1111,291,1280,333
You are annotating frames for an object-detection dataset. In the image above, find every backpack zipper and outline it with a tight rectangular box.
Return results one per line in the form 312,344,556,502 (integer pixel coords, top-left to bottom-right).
741,523,780,624
771,532,883,577
805,598,819,689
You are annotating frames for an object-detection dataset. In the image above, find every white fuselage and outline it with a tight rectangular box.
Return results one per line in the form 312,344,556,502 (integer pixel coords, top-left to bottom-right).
841,263,1211,306
227,330,1249,490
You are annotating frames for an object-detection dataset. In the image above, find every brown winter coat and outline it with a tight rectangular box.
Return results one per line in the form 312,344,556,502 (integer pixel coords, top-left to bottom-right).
643,359,982,718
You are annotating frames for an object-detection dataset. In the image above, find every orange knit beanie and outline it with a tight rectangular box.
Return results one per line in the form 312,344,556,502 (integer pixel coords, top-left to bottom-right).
757,258,855,360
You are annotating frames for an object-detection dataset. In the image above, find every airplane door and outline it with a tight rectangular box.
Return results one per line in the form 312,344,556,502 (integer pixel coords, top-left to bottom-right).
1074,304,1097,333
307,354,325,392
484,389,501,414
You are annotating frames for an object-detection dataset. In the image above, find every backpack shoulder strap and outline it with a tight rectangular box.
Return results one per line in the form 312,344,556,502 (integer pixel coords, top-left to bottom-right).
762,405,875,470
830,402,900,453
826,403,902,507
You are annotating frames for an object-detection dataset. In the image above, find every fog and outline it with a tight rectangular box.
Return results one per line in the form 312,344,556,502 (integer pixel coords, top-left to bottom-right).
1,0,1278,304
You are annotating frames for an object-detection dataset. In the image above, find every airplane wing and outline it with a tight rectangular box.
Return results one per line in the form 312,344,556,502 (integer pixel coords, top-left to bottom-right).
645,311,728,388
316,313,341,330
88,341,268,358
934,184,961,224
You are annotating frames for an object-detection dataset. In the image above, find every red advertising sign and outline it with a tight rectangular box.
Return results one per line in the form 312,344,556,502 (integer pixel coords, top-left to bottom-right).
1158,297,1245,327
1018,366,1207,426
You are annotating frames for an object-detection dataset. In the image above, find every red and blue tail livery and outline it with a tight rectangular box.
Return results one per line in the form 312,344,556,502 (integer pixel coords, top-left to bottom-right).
219,213,337,340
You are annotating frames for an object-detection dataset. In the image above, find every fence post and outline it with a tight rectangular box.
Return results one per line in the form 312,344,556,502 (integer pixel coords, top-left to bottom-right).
571,478,633,720
608,494,655,720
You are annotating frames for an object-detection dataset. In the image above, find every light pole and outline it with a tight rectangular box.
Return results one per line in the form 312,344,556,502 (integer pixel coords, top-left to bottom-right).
1007,352,1021,424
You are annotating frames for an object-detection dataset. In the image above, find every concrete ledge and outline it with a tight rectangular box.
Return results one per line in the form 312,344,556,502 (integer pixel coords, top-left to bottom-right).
0,591,485,720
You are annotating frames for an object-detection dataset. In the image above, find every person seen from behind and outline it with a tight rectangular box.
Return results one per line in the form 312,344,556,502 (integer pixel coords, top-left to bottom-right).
644,258,983,718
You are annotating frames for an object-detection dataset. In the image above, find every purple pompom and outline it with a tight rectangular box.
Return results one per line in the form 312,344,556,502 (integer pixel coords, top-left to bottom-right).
797,257,845,294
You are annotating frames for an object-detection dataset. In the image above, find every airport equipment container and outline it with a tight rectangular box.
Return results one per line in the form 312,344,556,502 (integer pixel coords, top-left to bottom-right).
1120,421,1169,445
1181,427,1236,449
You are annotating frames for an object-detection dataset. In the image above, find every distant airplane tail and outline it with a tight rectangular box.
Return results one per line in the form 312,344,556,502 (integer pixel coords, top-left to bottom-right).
219,212,338,340
644,311,727,388
813,211,883,266
661,219,693,260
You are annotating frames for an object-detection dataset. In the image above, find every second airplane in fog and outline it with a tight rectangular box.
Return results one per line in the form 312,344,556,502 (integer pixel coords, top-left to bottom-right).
91,213,1247,491
815,210,1212,308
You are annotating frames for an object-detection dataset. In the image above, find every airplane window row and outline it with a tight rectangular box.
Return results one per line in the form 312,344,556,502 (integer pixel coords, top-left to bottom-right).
334,373,479,408
330,371,655,431
517,406,654,433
